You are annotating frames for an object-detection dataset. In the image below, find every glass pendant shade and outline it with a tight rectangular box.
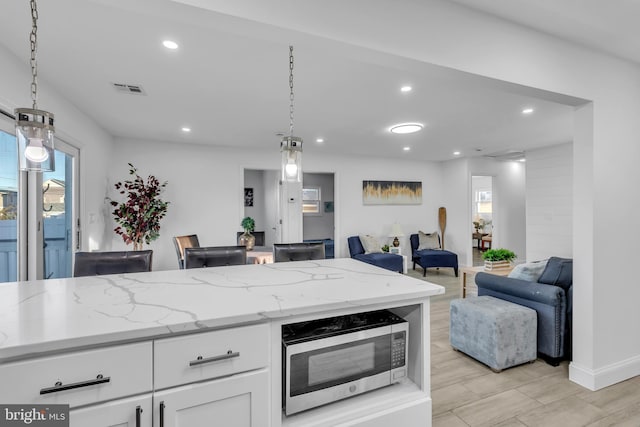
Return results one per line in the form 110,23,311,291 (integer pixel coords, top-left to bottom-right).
281,136,303,183
15,108,55,172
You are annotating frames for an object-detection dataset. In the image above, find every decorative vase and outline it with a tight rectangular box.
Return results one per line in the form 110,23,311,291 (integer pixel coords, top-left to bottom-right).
484,260,511,271
238,231,255,251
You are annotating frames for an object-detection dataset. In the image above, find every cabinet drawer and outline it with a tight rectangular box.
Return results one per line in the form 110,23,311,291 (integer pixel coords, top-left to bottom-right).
154,323,269,389
0,342,152,408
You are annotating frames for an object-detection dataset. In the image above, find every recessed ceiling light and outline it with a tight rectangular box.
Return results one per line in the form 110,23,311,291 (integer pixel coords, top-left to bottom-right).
316,138,324,143
403,146,411,151
389,123,424,134
522,108,534,114
519,158,526,162
400,86,412,92
163,40,179,50
181,127,191,132
453,151,461,156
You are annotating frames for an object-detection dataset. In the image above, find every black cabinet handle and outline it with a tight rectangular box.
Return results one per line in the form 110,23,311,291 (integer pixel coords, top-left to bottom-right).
189,350,239,367
40,374,110,395
135,405,142,427
160,401,165,427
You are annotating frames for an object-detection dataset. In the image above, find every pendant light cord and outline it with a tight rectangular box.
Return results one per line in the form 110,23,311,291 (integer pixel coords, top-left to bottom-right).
30,0,39,110
289,45,294,137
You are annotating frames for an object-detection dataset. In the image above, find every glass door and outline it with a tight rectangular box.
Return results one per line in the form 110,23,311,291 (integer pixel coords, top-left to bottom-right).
43,140,78,279
0,119,18,282
0,110,79,282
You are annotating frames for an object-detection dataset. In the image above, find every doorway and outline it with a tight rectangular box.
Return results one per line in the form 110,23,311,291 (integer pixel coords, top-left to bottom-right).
242,169,335,254
471,175,493,266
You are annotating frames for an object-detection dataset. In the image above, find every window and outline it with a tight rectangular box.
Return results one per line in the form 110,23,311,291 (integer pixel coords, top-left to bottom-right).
302,187,321,214
476,191,492,214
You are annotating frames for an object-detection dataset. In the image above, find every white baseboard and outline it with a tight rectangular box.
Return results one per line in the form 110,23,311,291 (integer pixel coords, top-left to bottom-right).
569,354,640,390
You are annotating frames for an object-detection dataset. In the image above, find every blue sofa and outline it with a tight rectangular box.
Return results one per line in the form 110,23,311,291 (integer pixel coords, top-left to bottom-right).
475,256,573,365
409,234,458,277
347,236,403,273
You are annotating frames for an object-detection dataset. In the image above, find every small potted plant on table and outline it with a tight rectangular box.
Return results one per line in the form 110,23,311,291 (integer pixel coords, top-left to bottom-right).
482,248,516,271
239,216,256,251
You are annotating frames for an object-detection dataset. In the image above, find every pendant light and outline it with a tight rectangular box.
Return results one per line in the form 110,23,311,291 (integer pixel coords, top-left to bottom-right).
281,45,302,183
15,0,55,172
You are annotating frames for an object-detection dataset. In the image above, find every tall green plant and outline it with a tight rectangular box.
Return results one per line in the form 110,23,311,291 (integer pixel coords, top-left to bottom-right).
110,163,169,250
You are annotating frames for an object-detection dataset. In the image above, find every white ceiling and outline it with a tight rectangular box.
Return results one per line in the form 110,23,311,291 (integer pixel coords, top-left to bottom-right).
1,0,629,162
449,0,640,66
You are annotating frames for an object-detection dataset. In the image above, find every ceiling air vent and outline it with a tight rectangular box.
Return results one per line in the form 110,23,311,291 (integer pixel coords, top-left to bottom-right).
112,83,147,95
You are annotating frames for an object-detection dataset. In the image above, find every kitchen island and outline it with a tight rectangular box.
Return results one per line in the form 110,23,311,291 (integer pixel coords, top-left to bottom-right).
0,258,444,426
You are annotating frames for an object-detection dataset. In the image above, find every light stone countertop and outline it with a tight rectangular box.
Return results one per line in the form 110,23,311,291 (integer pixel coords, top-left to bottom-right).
0,258,444,361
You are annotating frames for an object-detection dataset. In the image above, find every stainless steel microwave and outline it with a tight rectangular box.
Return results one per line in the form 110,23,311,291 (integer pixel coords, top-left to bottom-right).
282,309,408,415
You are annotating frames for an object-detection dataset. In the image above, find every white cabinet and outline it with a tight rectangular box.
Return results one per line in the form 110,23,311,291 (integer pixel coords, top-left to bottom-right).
153,324,270,427
154,369,269,427
0,342,152,408
154,323,269,390
70,393,152,427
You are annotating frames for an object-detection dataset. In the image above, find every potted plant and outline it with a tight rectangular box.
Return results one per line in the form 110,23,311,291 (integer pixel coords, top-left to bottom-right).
482,248,516,270
239,216,256,251
109,163,169,251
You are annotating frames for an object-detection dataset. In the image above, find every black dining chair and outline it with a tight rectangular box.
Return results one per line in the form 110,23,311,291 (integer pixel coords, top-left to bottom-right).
173,234,200,269
183,246,247,269
73,250,153,277
273,242,325,262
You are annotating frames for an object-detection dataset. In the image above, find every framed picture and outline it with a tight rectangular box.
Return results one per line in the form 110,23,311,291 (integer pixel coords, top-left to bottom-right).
244,188,254,207
362,180,422,205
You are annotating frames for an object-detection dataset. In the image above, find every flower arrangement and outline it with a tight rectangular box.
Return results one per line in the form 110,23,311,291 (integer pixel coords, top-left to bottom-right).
110,163,169,250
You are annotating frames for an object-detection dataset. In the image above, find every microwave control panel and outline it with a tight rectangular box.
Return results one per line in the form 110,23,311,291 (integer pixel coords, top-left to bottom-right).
391,331,406,368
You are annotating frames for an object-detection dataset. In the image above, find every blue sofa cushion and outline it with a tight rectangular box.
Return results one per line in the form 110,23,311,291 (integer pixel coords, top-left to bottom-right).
347,236,403,273
538,257,573,291
353,253,403,273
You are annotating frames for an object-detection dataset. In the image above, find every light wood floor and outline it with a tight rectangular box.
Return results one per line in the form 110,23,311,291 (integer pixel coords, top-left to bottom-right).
407,267,640,427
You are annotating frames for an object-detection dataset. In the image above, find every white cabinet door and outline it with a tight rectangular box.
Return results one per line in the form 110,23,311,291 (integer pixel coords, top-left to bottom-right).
70,393,152,427
154,370,268,427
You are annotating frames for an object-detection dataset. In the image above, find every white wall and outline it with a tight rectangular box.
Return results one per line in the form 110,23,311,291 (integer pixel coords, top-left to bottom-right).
0,44,114,254
441,157,526,268
109,139,446,271
526,143,573,262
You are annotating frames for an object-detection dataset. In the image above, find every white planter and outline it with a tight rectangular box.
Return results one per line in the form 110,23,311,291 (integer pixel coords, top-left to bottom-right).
484,260,511,271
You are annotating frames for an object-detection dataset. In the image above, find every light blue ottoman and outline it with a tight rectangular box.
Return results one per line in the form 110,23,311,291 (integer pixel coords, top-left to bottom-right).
450,296,537,372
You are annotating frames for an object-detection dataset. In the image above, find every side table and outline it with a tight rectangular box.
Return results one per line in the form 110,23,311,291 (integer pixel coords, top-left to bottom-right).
459,265,513,298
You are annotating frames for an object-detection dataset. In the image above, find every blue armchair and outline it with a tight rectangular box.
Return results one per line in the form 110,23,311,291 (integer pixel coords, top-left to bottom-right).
475,257,573,365
409,233,458,277
347,236,403,273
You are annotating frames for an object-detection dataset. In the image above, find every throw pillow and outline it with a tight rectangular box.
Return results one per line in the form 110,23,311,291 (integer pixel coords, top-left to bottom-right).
537,257,573,291
508,259,548,282
417,231,440,250
359,235,382,254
